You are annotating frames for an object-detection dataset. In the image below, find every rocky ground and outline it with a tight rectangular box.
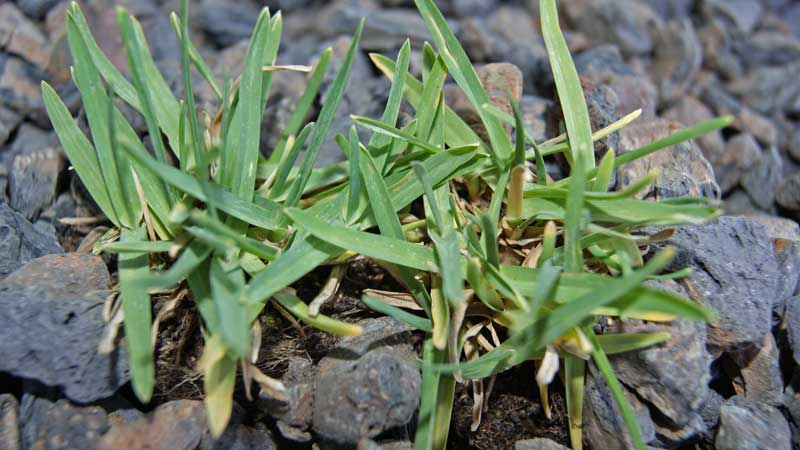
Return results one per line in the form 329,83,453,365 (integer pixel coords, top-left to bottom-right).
1,0,800,449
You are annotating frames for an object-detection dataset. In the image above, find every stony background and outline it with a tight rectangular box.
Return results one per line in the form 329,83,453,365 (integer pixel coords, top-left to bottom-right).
1,0,800,449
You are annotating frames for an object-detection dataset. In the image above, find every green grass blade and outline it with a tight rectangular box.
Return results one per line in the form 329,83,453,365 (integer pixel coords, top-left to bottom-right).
346,126,362,221
564,355,586,450
593,149,615,192
273,293,363,336
586,327,647,450
118,227,154,402
119,139,284,231
170,12,222,100
370,40,410,171
218,8,270,200
268,122,314,197
284,20,364,207
540,0,594,272
66,16,133,227
285,207,437,271
596,332,671,354
101,240,174,253
189,211,278,261
266,49,331,166
361,295,432,332
371,53,487,153
210,259,250,357
41,82,118,225
179,0,209,183
414,0,512,161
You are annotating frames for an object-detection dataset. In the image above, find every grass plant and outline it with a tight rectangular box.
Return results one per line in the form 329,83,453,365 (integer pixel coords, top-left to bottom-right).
44,0,730,447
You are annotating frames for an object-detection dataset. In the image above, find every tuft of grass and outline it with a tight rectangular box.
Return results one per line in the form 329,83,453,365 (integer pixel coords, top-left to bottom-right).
44,0,730,446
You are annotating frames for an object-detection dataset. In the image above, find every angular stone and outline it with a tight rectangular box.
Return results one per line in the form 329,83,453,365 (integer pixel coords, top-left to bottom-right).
0,53,45,119
198,0,259,47
662,96,725,164
98,400,205,450
9,147,65,221
0,253,128,403
0,104,21,146
715,134,762,194
715,396,791,450
787,297,800,365
583,364,656,450
16,0,61,20
0,202,62,278
312,318,419,445
258,357,314,443
665,217,782,351
520,95,552,144
514,438,571,450
478,62,523,134
608,317,711,428
703,0,764,34
651,19,703,102
573,0,660,56
19,396,109,450
729,63,800,114
574,44,658,119
777,172,800,213
729,333,783,406
617,120,719,200
0,3,50,69
741,146,783,210
0,394,19,450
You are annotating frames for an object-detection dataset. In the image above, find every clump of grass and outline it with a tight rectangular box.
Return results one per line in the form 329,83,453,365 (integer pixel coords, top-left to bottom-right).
43,0,730,447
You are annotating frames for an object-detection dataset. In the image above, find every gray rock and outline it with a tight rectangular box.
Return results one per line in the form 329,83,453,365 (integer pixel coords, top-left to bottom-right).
450,0,497,17
0,253,129,403
0,394,19,450
787,297,800,365
730,333,784,406
665,217,782,351
520,95,552,144
358,439,414,450
0,52,45,120
584,82,620,161
741,146,783,210
715,134,762,194
715,396,791,450
698,77,777,146
651,19,703,102
258,357,314,443
608,317,711,429
617,120,720,200
699,389,726,434
777,172,800,213
573,0,660,56
199,0,260,47
724,189,762,216
584,364,656,450
20,396,109,450
789,125,800,162
698,18,744,81
574,45,658,119
0,104,21,146
728,63,800,114
0,202,61,278
662,96,725,164
9,146,64,221
745,215,800,306
313,317,419,445
15,0,60,20
703,0,764,34
513,438,571,450
645,0,694,20
734,31,800,70
0,3,50,69
330,6,430,52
